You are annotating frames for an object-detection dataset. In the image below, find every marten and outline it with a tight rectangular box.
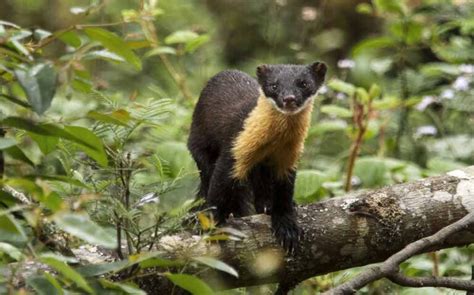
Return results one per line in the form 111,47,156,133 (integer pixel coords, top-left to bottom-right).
188,62,327,251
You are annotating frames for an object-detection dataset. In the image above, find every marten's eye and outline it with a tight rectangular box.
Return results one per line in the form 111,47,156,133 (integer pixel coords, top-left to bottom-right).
298,81,308,89
270,83,278,91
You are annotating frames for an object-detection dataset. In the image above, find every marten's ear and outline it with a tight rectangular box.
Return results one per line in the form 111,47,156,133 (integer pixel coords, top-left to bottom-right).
309,61,327,82
256,64,270,84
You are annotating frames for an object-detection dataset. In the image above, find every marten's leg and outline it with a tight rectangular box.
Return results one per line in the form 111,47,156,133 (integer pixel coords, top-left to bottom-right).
271,169,300,252
191,146,217,199
207,152,249,223
250,165,274,214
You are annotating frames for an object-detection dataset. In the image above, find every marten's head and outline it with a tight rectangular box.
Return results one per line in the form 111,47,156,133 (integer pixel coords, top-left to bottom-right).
256,62,327,114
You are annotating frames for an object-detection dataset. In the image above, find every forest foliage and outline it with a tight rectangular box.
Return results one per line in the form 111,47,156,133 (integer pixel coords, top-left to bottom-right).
0,0,473,294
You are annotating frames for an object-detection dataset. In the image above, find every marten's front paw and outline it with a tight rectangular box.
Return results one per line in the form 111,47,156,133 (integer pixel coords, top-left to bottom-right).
271,214,302,254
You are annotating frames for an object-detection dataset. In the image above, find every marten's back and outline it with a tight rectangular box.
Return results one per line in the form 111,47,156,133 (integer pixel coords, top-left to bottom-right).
190,70,260,147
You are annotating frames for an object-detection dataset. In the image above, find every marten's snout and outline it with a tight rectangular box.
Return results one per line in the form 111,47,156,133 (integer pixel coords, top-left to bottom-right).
283,95,296,106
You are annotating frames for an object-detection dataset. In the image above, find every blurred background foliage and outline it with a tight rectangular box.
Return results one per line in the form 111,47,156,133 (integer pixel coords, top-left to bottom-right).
0,0,473,294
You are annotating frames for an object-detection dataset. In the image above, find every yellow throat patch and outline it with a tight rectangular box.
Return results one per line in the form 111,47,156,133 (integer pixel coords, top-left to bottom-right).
231,93,313,180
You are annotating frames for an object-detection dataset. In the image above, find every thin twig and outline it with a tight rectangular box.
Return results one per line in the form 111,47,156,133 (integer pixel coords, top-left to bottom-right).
324,212,474,294
388,272,474,291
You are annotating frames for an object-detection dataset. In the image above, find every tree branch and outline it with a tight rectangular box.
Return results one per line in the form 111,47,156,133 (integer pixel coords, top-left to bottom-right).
324,211,474,294
388,272,474,291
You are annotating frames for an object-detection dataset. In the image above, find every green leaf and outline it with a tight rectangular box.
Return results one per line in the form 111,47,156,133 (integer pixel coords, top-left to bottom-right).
40,255,93,294
14,63,58,115
0,214,27,243
144,46,177,58
165,30,199,45
0,138,17,150
295,170,326,204
352,37,395,56
0,242,23,261
37,192,64,212
369,84,381,99
4,146,35,166
185,34,210,53
373,0,405,15
355,87,370,103
77,260,129,277
353,157,388,187
29,132,59,154
87,110,130,126
166,274,214,295
320,105,352,118
99,279,146,295
57,30,82,48
84,28,141,70
64,126,108,167
27,275,62,295
193,257,238,278
53,213,116,249
356,3,373,14
327,79,355,96
1,117,98,151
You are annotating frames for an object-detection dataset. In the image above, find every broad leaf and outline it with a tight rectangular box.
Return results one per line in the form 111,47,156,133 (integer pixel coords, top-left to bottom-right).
0,138,17,150
327,79,355,96
295,170,326,204
15,63,57,115
40,255,93,294
4,146,35,166
77,260,129,277
165,30,199,45
0,214,27,243
0,242,23,261
193,257,238,278
27,275,62,295
28,132,59,154
87,110,130,126
166,274,214,295
85,28,141,70
53,213,116,249
64,126,108,167
320,105,352,118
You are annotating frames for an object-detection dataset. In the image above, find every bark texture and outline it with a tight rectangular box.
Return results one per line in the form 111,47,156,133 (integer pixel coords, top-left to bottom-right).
132,167,474,292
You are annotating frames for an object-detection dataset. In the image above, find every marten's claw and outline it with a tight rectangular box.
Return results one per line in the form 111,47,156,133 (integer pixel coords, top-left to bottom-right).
272,214,301,254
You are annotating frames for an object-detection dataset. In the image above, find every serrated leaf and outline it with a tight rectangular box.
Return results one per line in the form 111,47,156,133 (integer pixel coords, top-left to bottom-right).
320,105,352,118
193,257,238,278
165,30,199,45
166,274,214,295
84,28,141,70
64,126,108,167
53,213,116,249
327,79,355,96
15,63,57,115
40,255,93,294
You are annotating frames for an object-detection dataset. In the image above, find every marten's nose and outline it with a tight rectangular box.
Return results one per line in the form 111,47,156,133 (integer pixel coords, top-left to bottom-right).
283,95,296,104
